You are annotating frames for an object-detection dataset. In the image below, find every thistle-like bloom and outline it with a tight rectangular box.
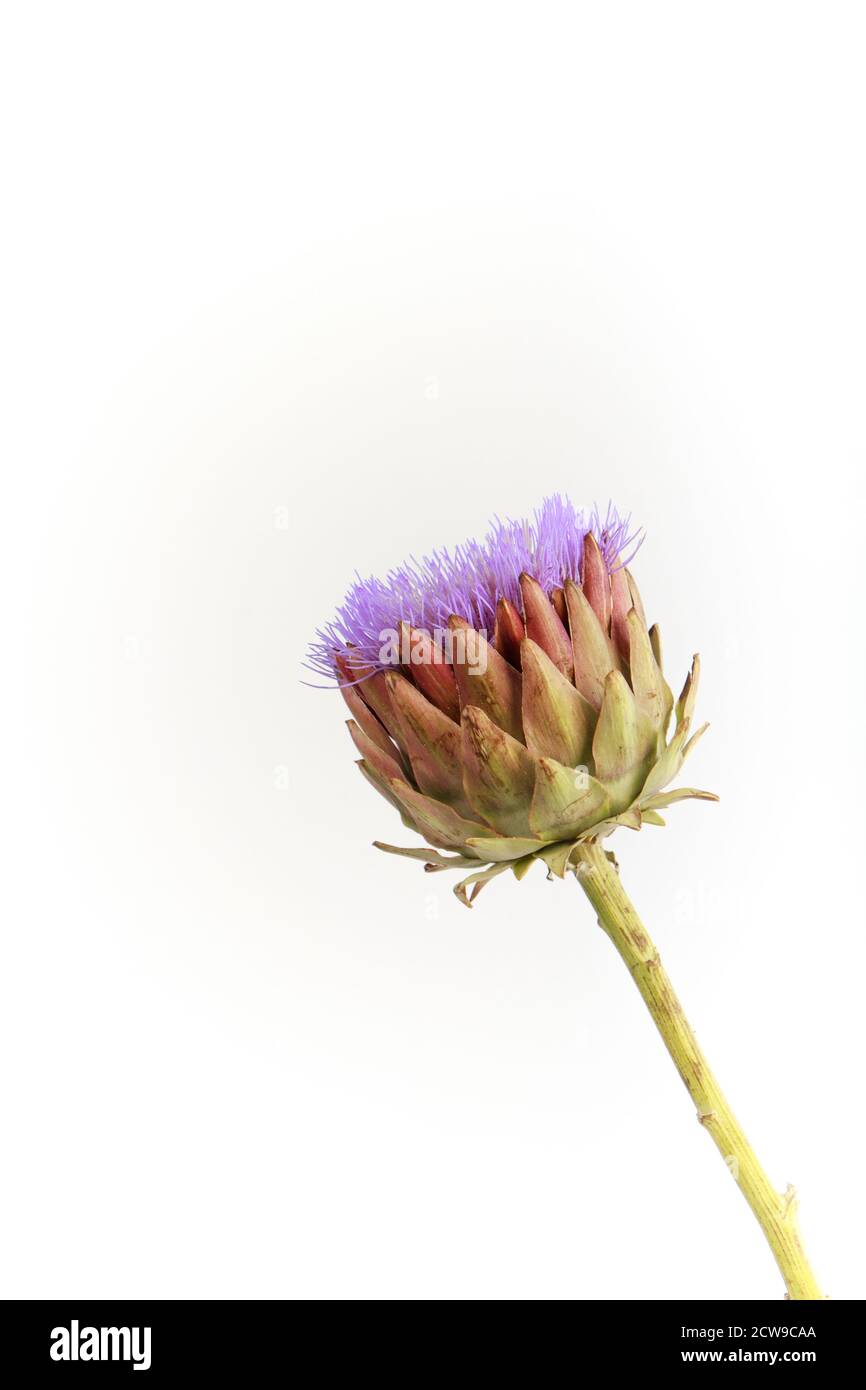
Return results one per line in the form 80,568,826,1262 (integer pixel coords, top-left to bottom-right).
310,495,825,1300
309,496,716,905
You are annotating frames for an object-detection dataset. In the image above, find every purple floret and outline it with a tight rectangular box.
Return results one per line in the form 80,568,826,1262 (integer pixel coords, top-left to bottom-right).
306,495,641,683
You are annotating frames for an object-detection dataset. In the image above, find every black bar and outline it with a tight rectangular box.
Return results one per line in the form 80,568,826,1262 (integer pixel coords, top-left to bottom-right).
0,1298,860,1377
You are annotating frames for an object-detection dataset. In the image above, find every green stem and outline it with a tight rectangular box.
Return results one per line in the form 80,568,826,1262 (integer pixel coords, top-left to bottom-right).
571,841,823,1301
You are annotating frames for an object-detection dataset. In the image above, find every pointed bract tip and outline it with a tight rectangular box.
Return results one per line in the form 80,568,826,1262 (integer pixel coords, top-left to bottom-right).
494,595,525,667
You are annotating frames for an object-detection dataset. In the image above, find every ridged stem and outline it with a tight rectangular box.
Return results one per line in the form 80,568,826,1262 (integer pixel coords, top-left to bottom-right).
571,841,822,1301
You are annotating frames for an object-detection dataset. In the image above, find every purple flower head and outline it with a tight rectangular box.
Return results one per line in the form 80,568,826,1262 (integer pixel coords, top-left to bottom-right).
306,495,642,684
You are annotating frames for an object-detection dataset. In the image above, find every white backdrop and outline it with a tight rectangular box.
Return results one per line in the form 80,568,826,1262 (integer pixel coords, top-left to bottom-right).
2,2,864,1300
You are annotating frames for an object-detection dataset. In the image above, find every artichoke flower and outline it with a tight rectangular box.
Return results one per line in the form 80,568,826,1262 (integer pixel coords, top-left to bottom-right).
309,495,825,1302
310,497,716,905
